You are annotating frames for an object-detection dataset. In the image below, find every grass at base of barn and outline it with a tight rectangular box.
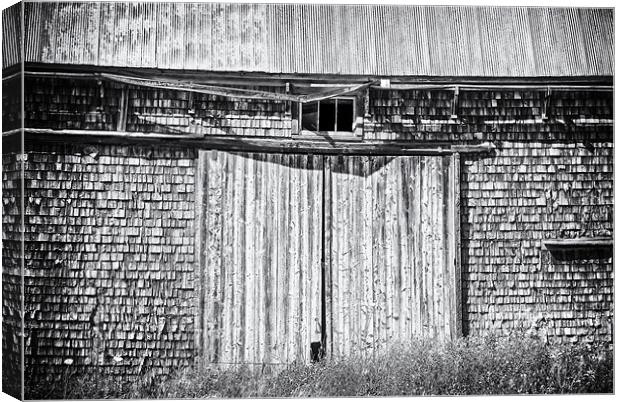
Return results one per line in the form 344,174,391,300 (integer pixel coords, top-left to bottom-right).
29,334,613,399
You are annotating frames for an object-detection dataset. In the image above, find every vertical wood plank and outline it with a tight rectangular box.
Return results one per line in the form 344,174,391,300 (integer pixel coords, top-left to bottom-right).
256,153,267,364
279,153,290,364
371,156,385,352
330,156,341,358
401,158,413,341
208,150,223,363
231,153,243,363
442,155,451,340
453,153,462,337
298,155,308,361
343,156,352,357
434,156,445,341
385,157,396,345
322,155,332,358
221,152,234,363
420,156,429,337
288,155,300,362
411,156,421,338
264,154,274,365
244,156,255,363
361,156,374,355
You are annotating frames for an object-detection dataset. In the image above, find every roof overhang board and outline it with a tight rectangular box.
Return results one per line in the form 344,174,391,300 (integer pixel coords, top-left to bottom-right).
8,65,614,97
7,62,614,87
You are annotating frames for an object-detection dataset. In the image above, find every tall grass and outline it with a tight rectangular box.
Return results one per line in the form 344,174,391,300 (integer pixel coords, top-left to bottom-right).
28,334,613,399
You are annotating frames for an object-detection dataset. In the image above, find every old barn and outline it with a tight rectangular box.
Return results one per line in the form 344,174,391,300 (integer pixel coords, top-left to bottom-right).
1,1,614,398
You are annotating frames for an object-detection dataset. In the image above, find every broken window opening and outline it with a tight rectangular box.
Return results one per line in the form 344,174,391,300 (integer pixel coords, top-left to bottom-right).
300,97,355,133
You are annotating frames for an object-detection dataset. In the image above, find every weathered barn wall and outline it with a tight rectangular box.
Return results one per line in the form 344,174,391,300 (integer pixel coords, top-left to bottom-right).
10,78,613,387
366,89,614,342
2,7,24,389
459,142,613,342
2,151,24,400
24,77,291,136
20,142,196,392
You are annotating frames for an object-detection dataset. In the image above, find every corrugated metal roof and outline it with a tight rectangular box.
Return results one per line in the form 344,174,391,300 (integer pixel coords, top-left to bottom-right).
6,2,614,77
2,3,21,72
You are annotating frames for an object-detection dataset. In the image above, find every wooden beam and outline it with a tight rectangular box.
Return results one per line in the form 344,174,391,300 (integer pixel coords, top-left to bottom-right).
452,153,462,338
322,157,332,358
15,128,497,155
12,62,615,87
15,68,614,93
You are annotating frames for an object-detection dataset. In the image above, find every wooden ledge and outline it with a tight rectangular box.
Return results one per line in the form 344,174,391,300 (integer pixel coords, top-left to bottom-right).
543,237,613,249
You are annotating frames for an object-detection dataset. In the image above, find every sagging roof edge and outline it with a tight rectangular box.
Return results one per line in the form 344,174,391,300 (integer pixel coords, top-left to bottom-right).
3,63,614,88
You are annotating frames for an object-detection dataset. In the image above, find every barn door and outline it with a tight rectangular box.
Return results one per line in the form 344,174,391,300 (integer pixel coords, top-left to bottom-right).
325,154,460,358
194,151,324,366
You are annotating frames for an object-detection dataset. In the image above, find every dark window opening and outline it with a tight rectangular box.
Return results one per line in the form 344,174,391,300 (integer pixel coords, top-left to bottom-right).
301,98,354,133
310,341,324,362
319,99,336,131
301,102,318,131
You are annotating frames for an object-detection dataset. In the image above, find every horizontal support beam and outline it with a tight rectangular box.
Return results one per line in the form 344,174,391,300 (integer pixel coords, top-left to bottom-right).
17,69,613,92
6,128,497,156
5,62,613,89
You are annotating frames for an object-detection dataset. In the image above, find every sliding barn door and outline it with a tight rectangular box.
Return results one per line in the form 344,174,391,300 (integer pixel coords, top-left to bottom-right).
326,155,460,357
195,151,324,366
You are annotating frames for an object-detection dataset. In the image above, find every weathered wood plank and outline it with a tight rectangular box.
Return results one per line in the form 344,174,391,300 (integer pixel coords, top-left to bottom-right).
411,156,421,338
360,156,373,354
330,156,342,358
256,153,266,364
231,152,243,363
243,156,256,362
385,157,396,345
221,152,234,363
372,156,387,352
19,129,496,156
264,154,276,364
322,156,333,358
452,153,462,338
208,150,223,362
194,150,206,361
401,158,413,340
444,155,452,340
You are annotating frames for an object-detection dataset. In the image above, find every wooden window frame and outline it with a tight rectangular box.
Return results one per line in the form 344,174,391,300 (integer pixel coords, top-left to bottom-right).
294,96,359,138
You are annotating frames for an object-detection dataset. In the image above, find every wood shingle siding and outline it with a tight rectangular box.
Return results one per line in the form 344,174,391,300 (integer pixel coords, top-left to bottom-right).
11,2,613,77
16,143,196,385
2,152,24,400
